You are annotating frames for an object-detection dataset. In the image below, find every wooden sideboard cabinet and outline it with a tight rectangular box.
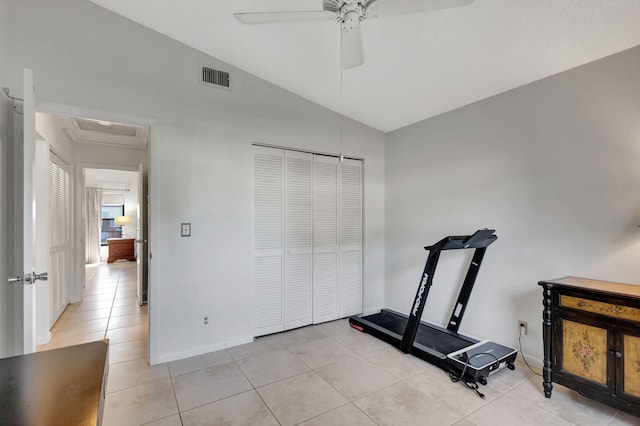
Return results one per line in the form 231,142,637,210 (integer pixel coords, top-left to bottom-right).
539,277,640,417
107,238,136,263
0,340,109,425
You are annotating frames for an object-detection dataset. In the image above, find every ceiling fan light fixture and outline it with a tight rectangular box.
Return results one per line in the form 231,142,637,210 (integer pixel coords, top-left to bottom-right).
342,10,361,31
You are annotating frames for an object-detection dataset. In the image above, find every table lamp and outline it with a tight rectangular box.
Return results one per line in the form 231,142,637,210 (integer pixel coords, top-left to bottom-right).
114,215,131,238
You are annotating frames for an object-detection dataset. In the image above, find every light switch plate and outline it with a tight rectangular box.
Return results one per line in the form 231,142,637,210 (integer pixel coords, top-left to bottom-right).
181,223,191,237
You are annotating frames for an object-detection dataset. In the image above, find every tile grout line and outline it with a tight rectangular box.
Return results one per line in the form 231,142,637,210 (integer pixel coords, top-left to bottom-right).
231,351,283,425
103,266,121,340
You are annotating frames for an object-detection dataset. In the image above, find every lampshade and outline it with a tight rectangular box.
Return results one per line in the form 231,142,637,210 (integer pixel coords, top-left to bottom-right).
114,216,131,226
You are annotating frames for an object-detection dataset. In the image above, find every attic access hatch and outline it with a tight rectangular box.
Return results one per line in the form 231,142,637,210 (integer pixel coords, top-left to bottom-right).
65,118,149,149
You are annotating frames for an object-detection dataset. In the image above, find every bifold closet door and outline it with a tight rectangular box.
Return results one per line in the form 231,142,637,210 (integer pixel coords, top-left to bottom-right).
283,150,313,329
340,158,363,317
253,146,362,336
313,155,339,323
252,146,285,336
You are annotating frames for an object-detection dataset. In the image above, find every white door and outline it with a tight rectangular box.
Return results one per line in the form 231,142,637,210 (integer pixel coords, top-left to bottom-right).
313,154,339,323
283,150,313,329
136,163,145,305
6,69,47,355
48,153,72,326
339,158,363,317
252,146,285,336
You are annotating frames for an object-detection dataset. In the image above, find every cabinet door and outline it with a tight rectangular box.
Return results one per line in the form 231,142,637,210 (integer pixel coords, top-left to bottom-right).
617,327,640,404
556,312,612,390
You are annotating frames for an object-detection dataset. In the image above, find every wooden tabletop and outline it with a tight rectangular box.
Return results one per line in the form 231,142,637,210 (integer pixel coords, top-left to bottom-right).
539,276,640,299
0,340,108,426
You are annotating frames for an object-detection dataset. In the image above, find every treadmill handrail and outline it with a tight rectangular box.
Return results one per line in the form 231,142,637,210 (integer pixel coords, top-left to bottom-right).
400,229,497,353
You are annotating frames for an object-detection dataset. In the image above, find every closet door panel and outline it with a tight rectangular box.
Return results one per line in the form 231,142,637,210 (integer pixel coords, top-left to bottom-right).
253,256,283,332
253,146,284,335
340,159,363,317
284,151,313,329
313,155,339,323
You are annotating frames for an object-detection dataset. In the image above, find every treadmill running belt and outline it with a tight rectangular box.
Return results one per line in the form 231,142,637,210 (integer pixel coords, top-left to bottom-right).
362,311,474,355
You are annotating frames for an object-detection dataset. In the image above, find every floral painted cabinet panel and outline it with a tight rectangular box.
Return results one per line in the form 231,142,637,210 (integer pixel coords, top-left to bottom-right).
623,334,640,399
561,319,607,385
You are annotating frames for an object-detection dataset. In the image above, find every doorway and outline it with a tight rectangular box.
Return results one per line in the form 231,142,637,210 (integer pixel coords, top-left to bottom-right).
33,112,149,362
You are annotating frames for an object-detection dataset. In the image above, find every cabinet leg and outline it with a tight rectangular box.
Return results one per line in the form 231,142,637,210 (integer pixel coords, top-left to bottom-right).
543,375,553,398
542,284,553,398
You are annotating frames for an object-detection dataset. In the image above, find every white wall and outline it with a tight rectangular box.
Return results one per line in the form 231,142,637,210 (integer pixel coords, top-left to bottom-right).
386,46,640,362
34,113,74,165
5,0,386,364
0,0,10,357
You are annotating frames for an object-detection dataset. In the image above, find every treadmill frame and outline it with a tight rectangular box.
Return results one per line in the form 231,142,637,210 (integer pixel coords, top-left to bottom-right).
350,229,498,371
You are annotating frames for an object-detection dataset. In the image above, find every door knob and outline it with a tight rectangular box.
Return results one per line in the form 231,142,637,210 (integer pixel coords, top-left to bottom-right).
8,275,22,284
33,272,48,281
7,272,47,285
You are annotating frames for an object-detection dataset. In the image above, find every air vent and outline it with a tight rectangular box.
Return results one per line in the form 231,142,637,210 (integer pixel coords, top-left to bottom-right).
201,66,231,90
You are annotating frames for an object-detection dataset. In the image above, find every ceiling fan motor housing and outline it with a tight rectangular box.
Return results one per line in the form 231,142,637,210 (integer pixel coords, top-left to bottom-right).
340,0,366,30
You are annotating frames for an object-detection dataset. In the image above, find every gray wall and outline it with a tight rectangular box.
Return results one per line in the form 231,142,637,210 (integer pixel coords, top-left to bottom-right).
4,0,386,363
386,46,640,360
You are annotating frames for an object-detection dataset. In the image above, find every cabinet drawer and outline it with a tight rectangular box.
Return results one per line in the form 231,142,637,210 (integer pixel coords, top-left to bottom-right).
560,295,640,322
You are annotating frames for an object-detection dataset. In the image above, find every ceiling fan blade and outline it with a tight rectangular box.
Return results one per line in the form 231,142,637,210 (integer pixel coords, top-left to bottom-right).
342,25,364,70
367,0,475,18
234,10,335,25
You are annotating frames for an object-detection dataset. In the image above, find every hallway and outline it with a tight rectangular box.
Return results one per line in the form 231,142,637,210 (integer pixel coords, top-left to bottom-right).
38,261,148,365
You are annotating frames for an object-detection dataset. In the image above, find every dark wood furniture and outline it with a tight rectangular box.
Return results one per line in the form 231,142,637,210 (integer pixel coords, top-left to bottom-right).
107,237,135,263
539,277,640,417
0,340,109,425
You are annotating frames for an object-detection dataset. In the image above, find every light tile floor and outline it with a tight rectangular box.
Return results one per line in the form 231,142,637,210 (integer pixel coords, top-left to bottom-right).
42,262,640,425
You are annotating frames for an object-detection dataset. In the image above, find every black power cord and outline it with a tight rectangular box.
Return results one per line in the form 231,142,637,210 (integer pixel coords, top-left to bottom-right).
518,334,543,377
449,352,500,399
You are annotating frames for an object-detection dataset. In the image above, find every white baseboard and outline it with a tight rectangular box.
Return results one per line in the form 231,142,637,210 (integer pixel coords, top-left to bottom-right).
154,336,254,365
36,331,52,346
362,306,383,316
518,351,543,369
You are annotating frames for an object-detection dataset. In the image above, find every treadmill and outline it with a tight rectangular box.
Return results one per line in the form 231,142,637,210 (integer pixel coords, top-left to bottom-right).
349,229,516,385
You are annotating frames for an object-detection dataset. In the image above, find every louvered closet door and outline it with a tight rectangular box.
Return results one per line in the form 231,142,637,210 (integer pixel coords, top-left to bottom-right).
284,150,313,329
313,155,339,323
253,146,285,336
49,154,72,327
340,159,363,317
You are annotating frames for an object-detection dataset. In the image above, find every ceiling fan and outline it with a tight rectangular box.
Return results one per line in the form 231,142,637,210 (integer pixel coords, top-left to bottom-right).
234,0,475,69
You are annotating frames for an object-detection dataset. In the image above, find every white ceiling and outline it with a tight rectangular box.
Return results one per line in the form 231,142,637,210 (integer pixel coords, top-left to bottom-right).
85,167,137,192
88,0,640,132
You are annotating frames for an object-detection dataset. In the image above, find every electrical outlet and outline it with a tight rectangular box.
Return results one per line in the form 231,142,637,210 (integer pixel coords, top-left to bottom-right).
518,320,527,336
202,316,209,327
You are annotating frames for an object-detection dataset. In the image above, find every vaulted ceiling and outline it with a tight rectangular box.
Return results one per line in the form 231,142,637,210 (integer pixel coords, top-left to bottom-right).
88,0,640,132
